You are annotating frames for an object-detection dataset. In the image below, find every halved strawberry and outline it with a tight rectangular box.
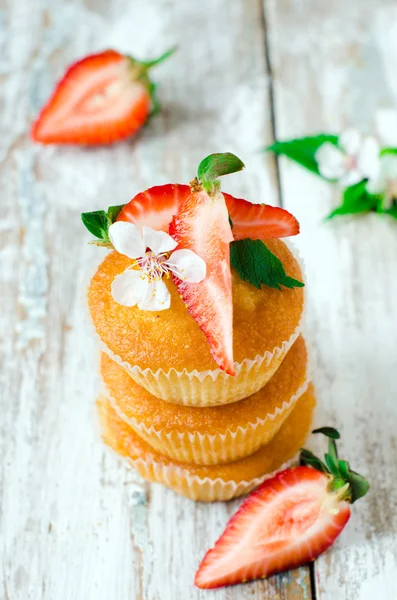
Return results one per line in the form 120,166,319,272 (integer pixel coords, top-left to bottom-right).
117,184,299,240
169,186,235,374
117,184,190,231
226,196,300,239
31,48,173,145
195,428,369,589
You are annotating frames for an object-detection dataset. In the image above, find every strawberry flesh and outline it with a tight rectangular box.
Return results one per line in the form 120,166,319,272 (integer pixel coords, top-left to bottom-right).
32,50,150,145
169,189,235,375
117,184,300,240
226,195,300,239
195,466,350,589
118,184,190,231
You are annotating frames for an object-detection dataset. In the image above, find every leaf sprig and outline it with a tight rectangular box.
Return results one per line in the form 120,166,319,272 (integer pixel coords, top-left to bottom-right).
230,238,304,290
81,204,124,245
266,133,397,220
300,427,370,504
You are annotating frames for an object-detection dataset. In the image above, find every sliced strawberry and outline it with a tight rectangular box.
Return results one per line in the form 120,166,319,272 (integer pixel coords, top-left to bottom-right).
31,49,173,145
195,466,350,589
117,184,299,241
226,195,300,239
169,188,235,374
117,184,190,231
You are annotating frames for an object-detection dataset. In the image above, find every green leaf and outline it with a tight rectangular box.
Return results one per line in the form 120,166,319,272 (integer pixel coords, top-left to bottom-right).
380,147,397,156
300,448,329,474
230,238,305,291
338,460,370,503
266,134,339,178
302,426,370,504
327,180,378,219
382,204,397,219
324,437,339,475
81,210,110,241
147,81,161,117
312,426,341,440
107,205,124,223
198,153,245,194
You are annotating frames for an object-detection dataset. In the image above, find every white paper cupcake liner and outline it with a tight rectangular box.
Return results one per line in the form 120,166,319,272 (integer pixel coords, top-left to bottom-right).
120,453,298,502
106,377,310,465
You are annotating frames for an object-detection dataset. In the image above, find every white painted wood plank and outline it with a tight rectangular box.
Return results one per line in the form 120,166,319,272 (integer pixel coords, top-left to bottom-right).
0,1,313,599
265,0,397,598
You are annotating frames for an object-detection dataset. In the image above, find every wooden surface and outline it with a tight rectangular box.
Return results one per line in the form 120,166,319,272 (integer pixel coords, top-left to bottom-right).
1,0,397,598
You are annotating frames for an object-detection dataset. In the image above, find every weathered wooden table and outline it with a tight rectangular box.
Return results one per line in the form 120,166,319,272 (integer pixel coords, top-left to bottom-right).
2,0,397,598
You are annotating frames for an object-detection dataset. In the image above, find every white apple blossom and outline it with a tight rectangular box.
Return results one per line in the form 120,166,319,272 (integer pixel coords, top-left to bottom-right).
109,222,206,311
315,129,380,187
366,153,397,210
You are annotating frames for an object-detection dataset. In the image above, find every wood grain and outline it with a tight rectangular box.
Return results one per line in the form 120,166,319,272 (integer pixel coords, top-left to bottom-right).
265,0,397,598
0,0,313,599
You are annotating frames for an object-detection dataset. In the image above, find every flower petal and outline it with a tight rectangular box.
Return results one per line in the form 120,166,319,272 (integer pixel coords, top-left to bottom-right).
109,222,145,259
143,226,178,255
138,279,171,311
315,143,345,179
167,249,207,283
367,153,397,195
339,128,361,155
339,169,364,188
111,269,147,307
357,136,380,180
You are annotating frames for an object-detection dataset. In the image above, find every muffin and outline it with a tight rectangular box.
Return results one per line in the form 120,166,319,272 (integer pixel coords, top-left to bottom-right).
101,336,309,465
97,384,316,502
89,239,304,406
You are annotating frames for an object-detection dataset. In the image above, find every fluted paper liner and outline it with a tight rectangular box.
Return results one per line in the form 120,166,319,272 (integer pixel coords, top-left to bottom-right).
97,384,316,502
101,336,310,465
108,378,309,465
101,319,303,406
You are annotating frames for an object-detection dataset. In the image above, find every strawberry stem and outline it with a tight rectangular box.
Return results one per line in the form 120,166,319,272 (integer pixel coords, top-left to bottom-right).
129,47,176,74
197,153,245,195
300,427,370,504
136,46,177,69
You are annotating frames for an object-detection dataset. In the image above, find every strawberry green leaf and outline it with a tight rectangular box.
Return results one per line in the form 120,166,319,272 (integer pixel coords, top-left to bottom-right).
81,210,110,241
147,81,161,117
266,134,339,178
107,205,124,223
324,438,339,475
230,238,304,291
324,452,339,475
312,427,340,440
338,460,370,503
306,428,370,504
327,180,378,219
198,153,245,194
299,448,329,474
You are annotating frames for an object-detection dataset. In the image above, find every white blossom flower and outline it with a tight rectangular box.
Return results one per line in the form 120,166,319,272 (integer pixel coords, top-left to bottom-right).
315,129,380,187
366,153,397,210
108,222,206,311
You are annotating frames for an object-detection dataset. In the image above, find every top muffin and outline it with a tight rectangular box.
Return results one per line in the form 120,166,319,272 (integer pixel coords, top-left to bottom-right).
88,238,303,373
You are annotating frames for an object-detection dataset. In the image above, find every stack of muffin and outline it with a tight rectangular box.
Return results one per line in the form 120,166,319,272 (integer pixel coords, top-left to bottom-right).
90,239,314,502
